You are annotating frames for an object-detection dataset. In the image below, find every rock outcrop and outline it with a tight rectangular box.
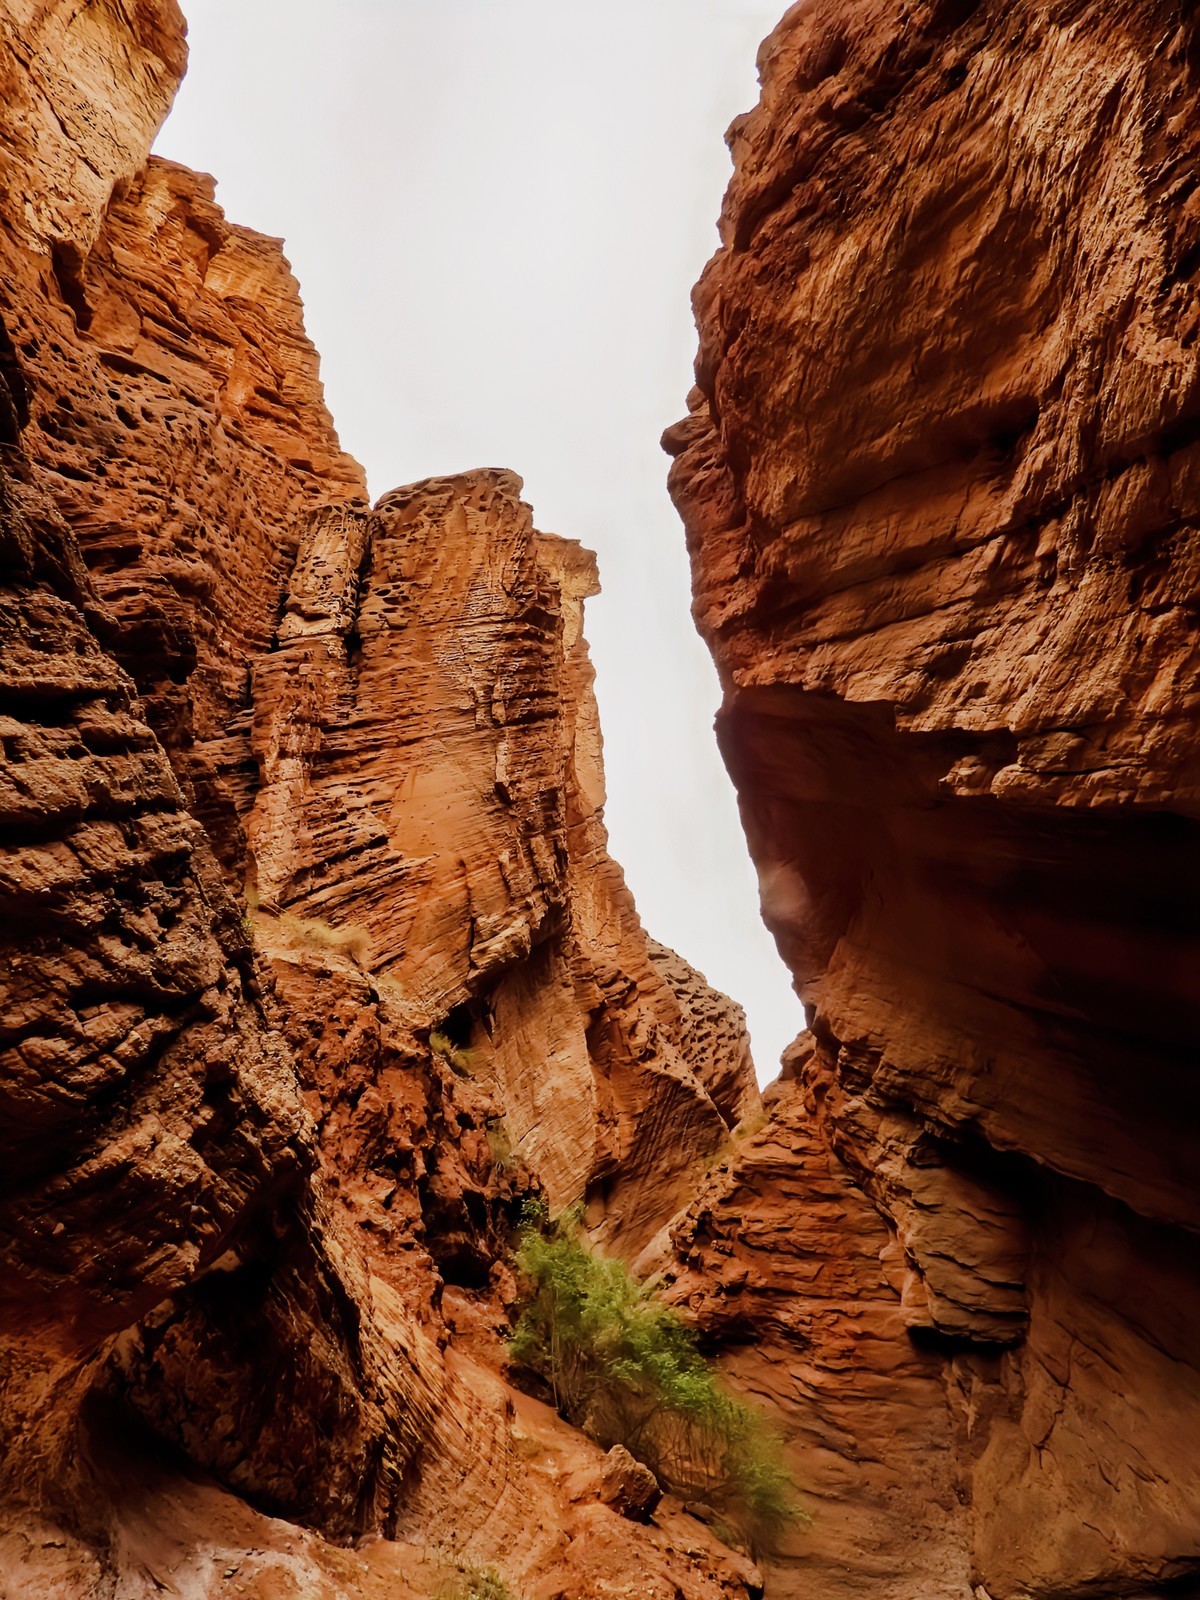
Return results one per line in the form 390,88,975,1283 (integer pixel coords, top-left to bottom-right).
245,470,753,1274
647,938,760,1131
0,3,761,1597
0,304,433,1554
667,1,1200,1597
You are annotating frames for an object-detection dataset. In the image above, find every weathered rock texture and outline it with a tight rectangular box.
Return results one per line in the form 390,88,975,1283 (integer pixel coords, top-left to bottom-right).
244,471,755,1274
0,291,434,1552
666,1,1200,1597
0,3,761,1597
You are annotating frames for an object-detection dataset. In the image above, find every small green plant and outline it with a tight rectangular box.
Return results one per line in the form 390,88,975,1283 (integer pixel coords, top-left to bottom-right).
733,1108,768,1143
276,910,373,965
690,1108,772,1184
433,1557,517,1600
508,1209,803,1554
429,1028,477,1077
487,1116,514,1175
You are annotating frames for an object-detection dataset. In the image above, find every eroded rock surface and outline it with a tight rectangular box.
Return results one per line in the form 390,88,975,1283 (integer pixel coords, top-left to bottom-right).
667,2,1200,1597
647,939,761,1132
0,334,432,1553
0,2,761,1596
245,472,744,1272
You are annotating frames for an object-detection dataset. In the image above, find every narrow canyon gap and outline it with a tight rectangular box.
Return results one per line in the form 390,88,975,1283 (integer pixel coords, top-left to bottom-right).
151,0,805,1085
0,2,1198,1599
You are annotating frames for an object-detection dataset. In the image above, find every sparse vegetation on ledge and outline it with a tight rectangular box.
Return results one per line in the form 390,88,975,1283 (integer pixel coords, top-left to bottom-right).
432,1555,518,1600
508,1206,803,1554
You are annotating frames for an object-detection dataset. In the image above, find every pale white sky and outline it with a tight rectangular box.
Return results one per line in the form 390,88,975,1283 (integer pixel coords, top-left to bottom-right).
155,0,802,1083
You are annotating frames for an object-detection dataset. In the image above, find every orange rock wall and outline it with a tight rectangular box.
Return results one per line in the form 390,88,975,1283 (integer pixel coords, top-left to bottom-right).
667,1,1200,1596
0,3,761,1596
0,331,433,1549
0,0,440,1551
234,463,758,1335
244,470,749,1263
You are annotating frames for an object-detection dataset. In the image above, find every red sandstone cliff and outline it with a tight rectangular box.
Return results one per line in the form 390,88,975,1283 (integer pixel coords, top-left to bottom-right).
0,4,760,1597
7,1,1193,1597
666,1,1200,1596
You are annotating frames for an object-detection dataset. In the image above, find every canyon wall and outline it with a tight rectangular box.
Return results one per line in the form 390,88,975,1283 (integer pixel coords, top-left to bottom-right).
7,1,1195,1597
666,1,1200,1597
0,4,760,1596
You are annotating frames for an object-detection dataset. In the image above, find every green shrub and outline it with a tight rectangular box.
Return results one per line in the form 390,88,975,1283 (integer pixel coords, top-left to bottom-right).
433,1563,516,1600
508,1209,804,1553
429,1027,479,1078
486,1116,515,1175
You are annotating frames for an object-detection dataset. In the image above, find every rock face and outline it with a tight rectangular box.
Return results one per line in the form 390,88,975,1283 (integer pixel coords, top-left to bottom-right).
245,470,752,1270
667,2,1200,1597
0,307,432,1553
647,938,760,1131
0,4,761,1598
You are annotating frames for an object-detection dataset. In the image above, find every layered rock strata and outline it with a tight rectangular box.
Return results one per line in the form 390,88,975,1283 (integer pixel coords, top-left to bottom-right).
0,317,432,1550
667,1,1200,1597
245,470,754,1276
0,3,762,1596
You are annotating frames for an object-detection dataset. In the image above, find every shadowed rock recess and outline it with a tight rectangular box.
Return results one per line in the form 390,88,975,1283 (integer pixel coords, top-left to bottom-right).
1,0,1196,1598
664,0,1200,1597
